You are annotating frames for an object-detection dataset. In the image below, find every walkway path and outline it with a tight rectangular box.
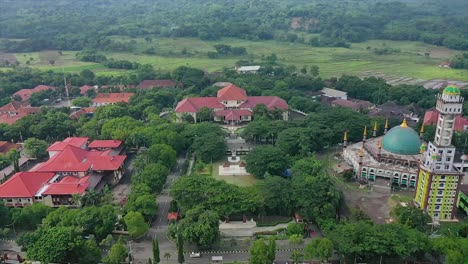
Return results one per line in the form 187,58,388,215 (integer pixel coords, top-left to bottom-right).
132,156,186,264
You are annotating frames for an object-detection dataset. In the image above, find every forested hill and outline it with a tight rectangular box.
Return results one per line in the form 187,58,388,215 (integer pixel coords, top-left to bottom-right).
0,0,467,52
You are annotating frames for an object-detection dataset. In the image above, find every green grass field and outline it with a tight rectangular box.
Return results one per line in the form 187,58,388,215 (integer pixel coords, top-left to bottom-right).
211,161,257,187
7,37,468,81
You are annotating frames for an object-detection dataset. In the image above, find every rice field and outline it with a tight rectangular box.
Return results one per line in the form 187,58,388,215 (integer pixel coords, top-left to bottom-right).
6,37,468,81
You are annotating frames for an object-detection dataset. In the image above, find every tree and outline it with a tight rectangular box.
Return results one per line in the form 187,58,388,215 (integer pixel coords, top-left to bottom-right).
290,156,324,177
148,144,177,169
72,97,92,107
286,223,304,236
305,238,334,262
391,205,431,232
291,250,303,263
164,252,171,264
177,230,185,264
245,145,289,178
250,239,269,264
179,207,220,248
14,203,51,230
104,241,128,264
256,176,292,215
124,211,149,239
289,234,303,245
26,226,84,264
153,239,160,263
126,194,158,220
135,163,169,193
197,107,213,122
191,132,226,163
310,65,319,76
101,116,143,143
23,138,48,159
267,237,276,263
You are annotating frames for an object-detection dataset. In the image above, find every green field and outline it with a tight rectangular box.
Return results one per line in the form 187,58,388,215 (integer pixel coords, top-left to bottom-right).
8,37,468,81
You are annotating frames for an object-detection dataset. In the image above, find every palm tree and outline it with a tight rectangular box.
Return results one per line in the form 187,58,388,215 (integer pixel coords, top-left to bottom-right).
164,252,171,264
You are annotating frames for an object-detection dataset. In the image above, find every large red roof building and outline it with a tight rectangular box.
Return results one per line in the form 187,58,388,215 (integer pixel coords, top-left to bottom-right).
0,101,41,125
13,85,56,101
0,137,127,208
92,93,134,106
138,79,181,89
175,84,288,123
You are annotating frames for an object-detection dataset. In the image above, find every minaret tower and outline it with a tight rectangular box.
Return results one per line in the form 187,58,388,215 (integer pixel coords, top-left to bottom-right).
415,86,464,220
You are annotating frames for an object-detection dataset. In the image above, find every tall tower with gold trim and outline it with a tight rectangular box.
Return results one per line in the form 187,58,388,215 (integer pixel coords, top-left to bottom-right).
415,86,464,220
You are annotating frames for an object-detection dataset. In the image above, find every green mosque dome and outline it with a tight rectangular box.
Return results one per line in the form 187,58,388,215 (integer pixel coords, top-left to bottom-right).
382,120,421,155
443,86,460,95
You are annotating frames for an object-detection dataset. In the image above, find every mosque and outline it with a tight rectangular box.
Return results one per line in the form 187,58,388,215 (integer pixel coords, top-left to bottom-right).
343,118,422,189
343,85,465,220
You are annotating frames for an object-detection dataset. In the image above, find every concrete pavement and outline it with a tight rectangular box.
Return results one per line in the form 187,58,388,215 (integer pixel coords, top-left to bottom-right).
132,156,186,264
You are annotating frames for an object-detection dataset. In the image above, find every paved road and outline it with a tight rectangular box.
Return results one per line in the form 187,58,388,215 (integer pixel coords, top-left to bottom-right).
188,248,308,264
133,156,186,264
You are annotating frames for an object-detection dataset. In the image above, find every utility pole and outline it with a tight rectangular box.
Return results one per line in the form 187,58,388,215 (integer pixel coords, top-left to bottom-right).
62,66,71,107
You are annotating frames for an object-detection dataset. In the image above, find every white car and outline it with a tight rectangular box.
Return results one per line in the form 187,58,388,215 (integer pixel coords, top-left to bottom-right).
189,252,201,258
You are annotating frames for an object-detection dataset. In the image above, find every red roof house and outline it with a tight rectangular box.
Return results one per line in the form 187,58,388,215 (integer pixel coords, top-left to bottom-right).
88,140,123,150
0,101,41,125
138,80,180,89
13,85,56,101
42,176,90,196
92,93,134,106
80,85,95,95
424,110,468,131
69,107,96,120
47,137,89,157
175,84,288,123
217,84,248,101
0,172,55,207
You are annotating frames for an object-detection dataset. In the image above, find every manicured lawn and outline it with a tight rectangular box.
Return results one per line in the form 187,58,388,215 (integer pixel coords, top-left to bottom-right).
7,37,468,81
211,161,258,187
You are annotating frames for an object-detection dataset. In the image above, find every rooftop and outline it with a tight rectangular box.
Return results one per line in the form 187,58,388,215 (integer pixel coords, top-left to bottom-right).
138,79,179,89
321,87,347,98
88,140,123,149
47,137,89,152
92,93,134,104
0,172,55,198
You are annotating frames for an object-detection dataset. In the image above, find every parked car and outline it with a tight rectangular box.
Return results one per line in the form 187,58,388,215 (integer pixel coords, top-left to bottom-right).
189,252,201,258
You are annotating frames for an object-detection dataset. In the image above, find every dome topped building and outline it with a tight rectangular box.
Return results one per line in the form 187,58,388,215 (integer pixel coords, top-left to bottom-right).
382,119,421,155
343,118,424,190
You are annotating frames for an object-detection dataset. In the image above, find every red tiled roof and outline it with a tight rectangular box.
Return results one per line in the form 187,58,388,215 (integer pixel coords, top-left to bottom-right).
214,109,252,121
0,101,30,112
12,85,55,101
138,80,178,89
217,84,248,101
240,96,288,110
0,172,55,198
80,85,95,95
33,85,55,92
37,144,126,173
331,99,358,108
92,93,134,104
42,176,89,195
88,140,123,149
38,145,92,172
0,112,28,125
17,107,41,114
175,97,224,113
424,110,468,131
0,141,20,154
13,89,33,101
47,137,89,152
69,107,96,120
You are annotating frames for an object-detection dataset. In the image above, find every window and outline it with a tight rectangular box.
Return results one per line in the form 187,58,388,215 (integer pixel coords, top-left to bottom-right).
439,183,445,188
6,199,12,202
438,190,443,195
446,157,451,161
436,198,442,203
438,150,443,154
441,176,446,180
